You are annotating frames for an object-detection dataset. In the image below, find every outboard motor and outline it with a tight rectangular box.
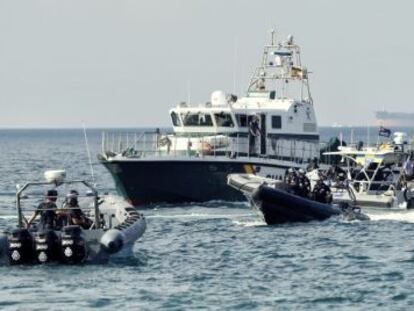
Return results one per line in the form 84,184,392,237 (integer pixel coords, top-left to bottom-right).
8,229,33,265
60,225,86,264
33,230,59,264
100,229,124,254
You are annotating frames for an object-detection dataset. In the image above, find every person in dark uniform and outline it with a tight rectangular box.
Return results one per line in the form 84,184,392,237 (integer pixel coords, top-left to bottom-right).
27,189,58,230
285,168,300,195
249,115,260,155
64,190,93,229
297,169,311,197
312,178,333,204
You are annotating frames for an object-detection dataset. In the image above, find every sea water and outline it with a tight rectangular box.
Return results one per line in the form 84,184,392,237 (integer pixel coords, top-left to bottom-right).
1,128,414,310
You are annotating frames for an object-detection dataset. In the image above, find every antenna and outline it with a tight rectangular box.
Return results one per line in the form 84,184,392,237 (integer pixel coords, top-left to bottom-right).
270,29,276,45
187,79,191,104
233,36,238,94
82,122,95,184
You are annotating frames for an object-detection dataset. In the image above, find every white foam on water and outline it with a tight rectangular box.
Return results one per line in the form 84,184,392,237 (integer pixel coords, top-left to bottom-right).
147,213,252,219
0,215,16,220
232,219,266,227
366,210,414,223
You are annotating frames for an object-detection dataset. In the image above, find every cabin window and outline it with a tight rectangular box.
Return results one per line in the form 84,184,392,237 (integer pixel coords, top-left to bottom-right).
272,116,282,129
214,113,235,127
181,113,213,127
171,112,181,127
236,114,248,127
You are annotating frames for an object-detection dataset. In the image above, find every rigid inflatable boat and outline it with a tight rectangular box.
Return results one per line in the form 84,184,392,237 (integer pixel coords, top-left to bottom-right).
0,170,146,265
228,174,368,225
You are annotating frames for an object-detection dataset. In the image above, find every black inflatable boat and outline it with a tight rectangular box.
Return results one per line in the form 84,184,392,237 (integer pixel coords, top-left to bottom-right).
252,185,340,225
228,174,369,225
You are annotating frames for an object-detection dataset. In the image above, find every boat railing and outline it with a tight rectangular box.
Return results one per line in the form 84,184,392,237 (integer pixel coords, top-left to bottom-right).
348,179,396,194
100,130,319,164
16,180,100,229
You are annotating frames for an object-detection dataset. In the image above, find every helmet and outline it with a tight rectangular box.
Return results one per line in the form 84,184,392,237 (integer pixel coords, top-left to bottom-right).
67,189,79,199
45,189,58,201
45,189,58,198
66,190,79,206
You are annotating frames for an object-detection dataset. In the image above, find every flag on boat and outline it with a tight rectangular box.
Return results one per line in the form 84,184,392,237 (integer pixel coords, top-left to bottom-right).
378,126,391,137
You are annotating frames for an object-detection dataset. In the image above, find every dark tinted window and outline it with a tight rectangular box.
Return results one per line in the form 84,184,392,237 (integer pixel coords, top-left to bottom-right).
214,113,235,127
272,115,282,129
171,112,181,126
181,113,213,126
236,114,248,127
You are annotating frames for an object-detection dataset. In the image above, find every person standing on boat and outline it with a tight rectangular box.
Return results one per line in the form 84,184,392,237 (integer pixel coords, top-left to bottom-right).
249,115,260,155
26,189,58,230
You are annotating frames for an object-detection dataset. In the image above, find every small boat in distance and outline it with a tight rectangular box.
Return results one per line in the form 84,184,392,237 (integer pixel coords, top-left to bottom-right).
99,30,321,205
0,170,146,265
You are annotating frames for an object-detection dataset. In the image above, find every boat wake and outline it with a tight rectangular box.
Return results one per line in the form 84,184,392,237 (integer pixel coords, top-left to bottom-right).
147,213,252,219
232,219,267,227
0,215,16,220
365,210,414,223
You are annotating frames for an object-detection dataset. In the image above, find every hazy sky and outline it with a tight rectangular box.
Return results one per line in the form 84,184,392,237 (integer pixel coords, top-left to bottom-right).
0,0,413,128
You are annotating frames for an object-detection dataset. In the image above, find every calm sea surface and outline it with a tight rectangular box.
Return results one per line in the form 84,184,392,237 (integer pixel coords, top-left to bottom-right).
1,127,414,310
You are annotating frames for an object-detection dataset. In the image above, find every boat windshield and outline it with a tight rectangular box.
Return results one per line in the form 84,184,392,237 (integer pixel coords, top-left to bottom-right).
170,112,182,127
181,113,213,127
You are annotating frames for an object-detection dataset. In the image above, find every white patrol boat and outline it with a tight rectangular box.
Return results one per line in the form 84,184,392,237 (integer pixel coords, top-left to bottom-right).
323,133,414,210
99,30,320,205
0,170,146,265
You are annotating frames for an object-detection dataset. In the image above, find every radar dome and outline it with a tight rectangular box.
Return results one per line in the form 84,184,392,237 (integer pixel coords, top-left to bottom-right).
44,170,66,184
211,90,227,107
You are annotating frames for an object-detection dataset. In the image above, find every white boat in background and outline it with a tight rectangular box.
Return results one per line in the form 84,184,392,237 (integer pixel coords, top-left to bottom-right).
323,134,414,210
99,30,321,205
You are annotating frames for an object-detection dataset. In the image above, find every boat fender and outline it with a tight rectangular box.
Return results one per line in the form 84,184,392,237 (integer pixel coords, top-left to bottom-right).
100,229,125,254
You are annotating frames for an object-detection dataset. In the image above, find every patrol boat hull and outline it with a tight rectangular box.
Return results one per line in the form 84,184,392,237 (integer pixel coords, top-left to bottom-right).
100,158,290,205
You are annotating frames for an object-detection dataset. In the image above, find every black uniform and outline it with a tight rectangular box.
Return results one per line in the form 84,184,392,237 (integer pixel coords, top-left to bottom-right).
35,201,58,230
312,181,332,204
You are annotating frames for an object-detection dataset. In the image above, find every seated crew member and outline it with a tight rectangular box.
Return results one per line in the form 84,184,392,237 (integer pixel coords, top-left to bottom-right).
64,190,93,229
312,178,333,204
285,168,300,195
27,189,58,230
297,169,311,198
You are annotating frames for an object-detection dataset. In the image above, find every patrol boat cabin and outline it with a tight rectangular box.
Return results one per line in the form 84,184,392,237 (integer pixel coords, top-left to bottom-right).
99,30,321,205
